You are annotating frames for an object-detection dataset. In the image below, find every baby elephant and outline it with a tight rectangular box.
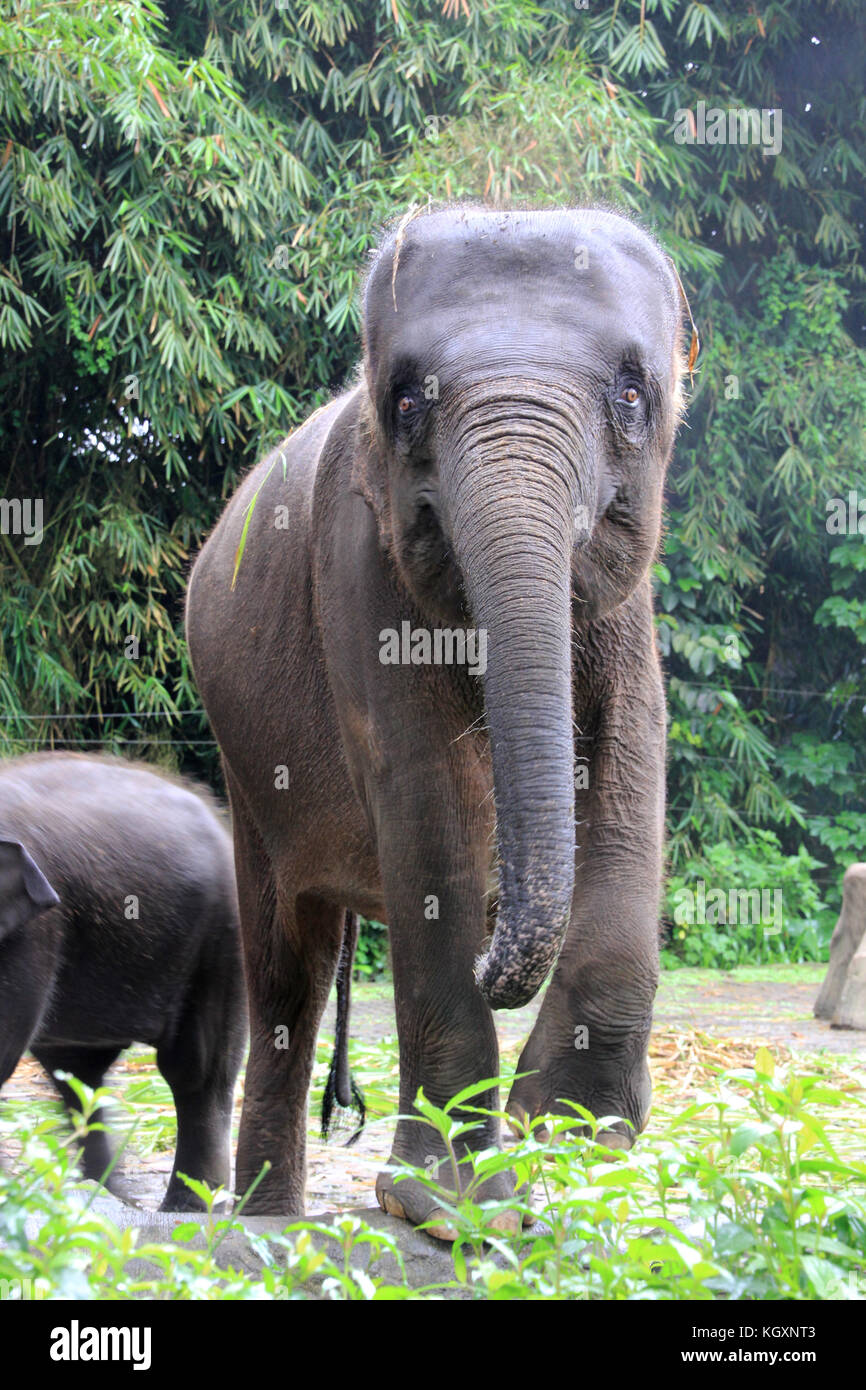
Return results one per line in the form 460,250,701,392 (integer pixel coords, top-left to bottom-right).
0,753,247,1210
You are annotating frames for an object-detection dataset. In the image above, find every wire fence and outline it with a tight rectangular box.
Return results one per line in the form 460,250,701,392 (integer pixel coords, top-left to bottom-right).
0,737,221,745
0,679,863,766
0,675,861,727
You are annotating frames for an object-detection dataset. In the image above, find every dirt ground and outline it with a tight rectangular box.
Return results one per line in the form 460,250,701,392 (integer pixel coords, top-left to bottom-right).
3,962,862,1215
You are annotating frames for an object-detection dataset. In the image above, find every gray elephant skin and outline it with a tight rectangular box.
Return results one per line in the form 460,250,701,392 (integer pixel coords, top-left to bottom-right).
186,206,686,1234
0,754,247,1211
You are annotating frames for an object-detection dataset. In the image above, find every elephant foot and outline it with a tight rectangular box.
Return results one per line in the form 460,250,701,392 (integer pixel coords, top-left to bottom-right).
161,1184,208,1214
504,1101,550,1144
506,1039,652,1152
505,1098,636,1150
375,1155,521,1243
376,1172,462,1241
230,1158,304,1217
160,1184,232,1214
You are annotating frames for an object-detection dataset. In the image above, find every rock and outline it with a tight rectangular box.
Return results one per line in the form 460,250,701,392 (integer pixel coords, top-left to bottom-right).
815,863,866,1029
60,1191,498,1297
833,933,866,1030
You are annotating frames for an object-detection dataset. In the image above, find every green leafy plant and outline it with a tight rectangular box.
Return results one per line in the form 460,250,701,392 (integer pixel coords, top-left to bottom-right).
2,1048,864,1300
662,833,827,968
379,1054,866,1300
355,917,389,980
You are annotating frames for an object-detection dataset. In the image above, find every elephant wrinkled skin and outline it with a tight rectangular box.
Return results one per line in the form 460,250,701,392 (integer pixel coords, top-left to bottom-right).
186,206,687,1233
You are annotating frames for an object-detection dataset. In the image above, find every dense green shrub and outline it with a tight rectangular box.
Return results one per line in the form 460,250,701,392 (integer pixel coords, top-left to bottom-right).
662,833,828,969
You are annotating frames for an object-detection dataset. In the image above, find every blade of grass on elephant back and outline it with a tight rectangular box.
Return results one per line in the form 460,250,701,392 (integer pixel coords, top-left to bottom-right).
230,455,282,590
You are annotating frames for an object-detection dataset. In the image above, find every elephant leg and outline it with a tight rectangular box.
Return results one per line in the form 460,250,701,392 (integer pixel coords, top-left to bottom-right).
507,674,664,1145
236,890,342,1215
158,1067,236,1211
371,757,518,1240
0,1005,39,1092
228,781,343,1215
0,930,57,1088
157,970,246,1212
32,1043,124,1182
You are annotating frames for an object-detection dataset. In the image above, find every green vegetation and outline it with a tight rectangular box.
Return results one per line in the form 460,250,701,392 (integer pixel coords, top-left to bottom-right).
663,834,828,968
354,916,390,980
1,1047,864,1299
1,4,864,955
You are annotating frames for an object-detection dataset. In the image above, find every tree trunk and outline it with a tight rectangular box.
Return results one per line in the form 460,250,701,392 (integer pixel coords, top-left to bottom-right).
814,862,866,1029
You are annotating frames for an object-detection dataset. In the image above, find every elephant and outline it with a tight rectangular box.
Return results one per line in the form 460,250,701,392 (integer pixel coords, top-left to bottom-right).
186,205,687,1235
0,753,248,1211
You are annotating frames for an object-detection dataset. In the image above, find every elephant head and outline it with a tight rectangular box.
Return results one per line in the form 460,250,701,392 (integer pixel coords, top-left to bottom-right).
358,207,685,1009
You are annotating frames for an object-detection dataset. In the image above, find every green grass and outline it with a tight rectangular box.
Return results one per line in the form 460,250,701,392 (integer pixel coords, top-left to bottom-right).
659,963,827,989
1,1045,865,1300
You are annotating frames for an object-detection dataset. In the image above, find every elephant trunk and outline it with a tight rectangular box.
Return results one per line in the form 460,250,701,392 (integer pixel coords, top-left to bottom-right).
445,411,585,1009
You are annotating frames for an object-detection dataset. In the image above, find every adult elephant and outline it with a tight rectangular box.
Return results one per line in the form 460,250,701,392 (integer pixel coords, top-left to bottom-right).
186,206,687,1235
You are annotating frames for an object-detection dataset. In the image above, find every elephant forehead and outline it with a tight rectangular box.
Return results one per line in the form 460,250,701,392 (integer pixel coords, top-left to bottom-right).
390,294,667,384
365,209,679,378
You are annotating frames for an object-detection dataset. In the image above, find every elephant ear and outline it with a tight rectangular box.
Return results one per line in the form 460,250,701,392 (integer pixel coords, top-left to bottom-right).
0,838,60,940
347,392,391,544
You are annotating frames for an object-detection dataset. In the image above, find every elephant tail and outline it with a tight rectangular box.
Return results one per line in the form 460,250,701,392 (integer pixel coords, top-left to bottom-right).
321,910,366,1146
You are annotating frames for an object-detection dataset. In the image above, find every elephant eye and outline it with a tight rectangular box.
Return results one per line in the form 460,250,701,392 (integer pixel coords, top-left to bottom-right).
392,388,425,437
618,386,642,407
